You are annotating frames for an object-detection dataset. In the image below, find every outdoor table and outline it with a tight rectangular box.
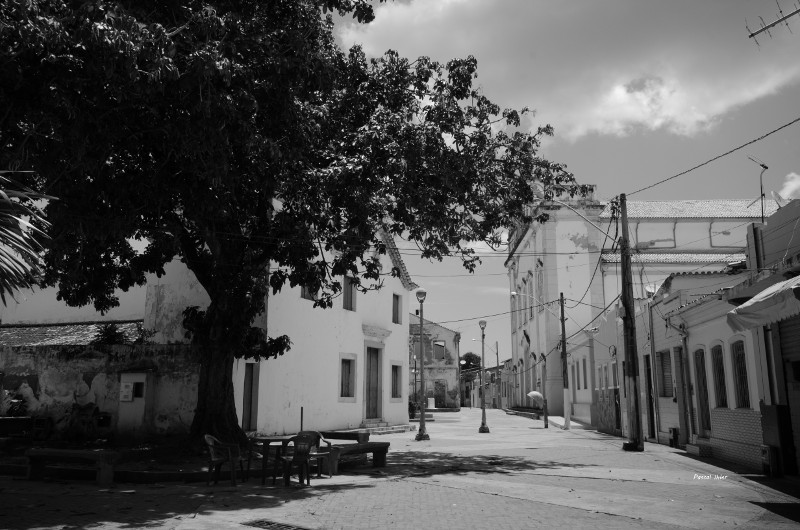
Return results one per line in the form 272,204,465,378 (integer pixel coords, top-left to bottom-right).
248,435,294,485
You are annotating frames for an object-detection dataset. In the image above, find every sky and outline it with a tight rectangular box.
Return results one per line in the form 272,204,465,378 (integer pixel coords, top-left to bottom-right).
335,0,800,365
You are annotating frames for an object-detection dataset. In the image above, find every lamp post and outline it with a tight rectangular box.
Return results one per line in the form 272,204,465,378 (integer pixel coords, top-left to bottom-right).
478,320,490,433
459,359,467,407
473,338,500,408
415,288,430,441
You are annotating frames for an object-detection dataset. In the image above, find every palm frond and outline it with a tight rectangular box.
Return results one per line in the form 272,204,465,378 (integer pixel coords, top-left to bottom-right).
0,172,51,305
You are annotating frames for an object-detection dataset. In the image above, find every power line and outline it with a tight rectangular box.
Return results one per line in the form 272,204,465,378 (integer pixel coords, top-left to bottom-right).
628,114,800,197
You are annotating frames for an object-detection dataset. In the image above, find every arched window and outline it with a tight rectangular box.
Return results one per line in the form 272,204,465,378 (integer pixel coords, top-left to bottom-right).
730,340,750,408
711,344,727,408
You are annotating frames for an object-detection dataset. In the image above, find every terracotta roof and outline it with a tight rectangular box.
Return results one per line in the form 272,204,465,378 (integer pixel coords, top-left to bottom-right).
380,230,419,291
0,320,143,347
599,200,777,219
601,252,744,265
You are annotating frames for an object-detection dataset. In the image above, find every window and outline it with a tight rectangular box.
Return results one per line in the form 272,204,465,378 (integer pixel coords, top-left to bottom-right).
391,365,401,398
301,285,314,301
731,341,750,408
536,268,544,312
597,367,602,390
611,361,618,387
392,294,402,324
340,359,354,398
603,365,609,389
511,296,518,329
572,364,577,390
520,282,528,322
528,278,534,320
433,340,446,360
133,382,145,398
582,358,588,390
711,345,728,408
658,350,673,397
343,277,356,311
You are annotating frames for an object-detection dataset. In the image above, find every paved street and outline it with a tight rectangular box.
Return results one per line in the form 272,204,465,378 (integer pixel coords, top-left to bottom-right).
2,408,800,529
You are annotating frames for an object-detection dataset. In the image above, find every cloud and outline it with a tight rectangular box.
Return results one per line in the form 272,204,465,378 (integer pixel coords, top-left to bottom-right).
337,0,800,143
779,173,800,199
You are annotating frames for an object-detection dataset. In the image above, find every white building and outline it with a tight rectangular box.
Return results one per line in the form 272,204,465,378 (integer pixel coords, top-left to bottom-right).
2,232,417,436
506,188,775,418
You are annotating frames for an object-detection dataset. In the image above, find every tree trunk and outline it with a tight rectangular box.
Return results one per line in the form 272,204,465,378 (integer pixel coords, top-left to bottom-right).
189,302,249,446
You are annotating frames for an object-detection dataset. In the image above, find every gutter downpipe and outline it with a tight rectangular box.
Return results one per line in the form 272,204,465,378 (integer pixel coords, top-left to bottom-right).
667,316,694,445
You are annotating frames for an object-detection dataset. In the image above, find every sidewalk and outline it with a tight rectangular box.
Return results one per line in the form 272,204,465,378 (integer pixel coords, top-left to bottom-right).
2,408,799,529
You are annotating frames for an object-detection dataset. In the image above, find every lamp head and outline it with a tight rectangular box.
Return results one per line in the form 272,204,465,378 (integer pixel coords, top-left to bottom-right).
416,288,427,304
478,320,486,330
510,291,518,297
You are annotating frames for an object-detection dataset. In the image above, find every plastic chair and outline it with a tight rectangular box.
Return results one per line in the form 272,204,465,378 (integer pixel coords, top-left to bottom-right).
204,434,249,486
278,433,316,486
299,430,336,478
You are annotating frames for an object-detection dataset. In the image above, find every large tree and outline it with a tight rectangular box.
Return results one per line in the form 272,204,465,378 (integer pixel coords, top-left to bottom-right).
1,0,584,443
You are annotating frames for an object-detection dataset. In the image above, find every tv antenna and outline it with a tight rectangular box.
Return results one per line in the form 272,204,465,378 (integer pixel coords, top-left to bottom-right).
746,156,769,223
747,1,800,45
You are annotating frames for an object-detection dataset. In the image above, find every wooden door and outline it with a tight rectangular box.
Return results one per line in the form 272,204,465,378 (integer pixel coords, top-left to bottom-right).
241,363,257,431
366,347,380,419
645,355,656,439
694,349,712,438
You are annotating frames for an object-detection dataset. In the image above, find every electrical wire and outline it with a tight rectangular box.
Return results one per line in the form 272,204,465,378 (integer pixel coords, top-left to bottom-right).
628,114,800,196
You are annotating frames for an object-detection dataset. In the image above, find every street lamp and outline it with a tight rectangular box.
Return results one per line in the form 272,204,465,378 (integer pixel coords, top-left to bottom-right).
459,359,468,407
478,320,490,433
415,288,430,441
473,338,501,409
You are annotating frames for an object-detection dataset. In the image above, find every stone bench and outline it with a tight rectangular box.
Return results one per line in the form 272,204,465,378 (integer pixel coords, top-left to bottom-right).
326,441,390,473
319,430,371,443
26,448,120,486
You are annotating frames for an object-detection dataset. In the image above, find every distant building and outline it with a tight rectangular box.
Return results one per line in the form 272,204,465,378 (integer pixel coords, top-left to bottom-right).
409,316,461,409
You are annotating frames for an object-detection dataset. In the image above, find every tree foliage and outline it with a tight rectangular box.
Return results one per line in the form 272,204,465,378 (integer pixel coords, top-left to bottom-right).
460,352,481,382
1,0,582,441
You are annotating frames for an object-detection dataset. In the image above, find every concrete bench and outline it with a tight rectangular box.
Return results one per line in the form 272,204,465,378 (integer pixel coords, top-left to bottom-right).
26,448,120,486
319,430,370,443
327,441,389,473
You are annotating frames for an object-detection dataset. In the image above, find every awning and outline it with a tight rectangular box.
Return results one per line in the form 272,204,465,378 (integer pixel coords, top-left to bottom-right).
727,276,800,332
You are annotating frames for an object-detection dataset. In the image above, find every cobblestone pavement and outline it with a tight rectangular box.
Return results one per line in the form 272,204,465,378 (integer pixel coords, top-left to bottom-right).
2,408,800,529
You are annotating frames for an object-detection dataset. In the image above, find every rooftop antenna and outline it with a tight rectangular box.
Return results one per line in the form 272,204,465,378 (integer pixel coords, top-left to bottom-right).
747,1,800,43
747,156,769,223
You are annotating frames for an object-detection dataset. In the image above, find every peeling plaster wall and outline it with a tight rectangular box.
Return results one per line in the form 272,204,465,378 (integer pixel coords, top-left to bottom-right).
0,345,198,439
408,319,460,408
144,260,212,344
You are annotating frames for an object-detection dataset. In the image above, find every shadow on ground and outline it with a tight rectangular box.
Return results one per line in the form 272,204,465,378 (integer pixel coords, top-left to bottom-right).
0,449,598,530
351,449,599,479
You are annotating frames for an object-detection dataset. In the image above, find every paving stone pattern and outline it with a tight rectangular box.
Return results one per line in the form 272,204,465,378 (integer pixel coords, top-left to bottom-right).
2,409,800,529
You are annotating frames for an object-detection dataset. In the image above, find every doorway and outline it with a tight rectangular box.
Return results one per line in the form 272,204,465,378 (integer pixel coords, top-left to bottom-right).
694,349,711,438
366,347,380,419
434,380,447,408
241,363,259,431
645,355,656,439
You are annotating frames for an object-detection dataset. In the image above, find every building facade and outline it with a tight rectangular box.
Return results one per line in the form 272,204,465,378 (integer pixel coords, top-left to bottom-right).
506,190,774,421
2,233,418,436
408,316,461,409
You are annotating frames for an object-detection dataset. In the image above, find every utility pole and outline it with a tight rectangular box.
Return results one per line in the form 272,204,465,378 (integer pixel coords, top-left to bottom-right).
495,341,500,407
619,194,644,451
560,292,571,430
